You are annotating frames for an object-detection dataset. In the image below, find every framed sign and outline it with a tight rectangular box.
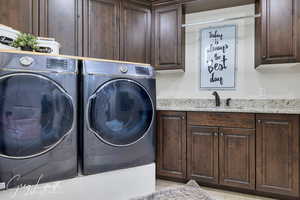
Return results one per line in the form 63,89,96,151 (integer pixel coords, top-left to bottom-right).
200,25,237,89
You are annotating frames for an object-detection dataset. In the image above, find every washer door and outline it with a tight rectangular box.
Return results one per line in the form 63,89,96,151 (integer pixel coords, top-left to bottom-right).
87,79,154,147
0,73,74,159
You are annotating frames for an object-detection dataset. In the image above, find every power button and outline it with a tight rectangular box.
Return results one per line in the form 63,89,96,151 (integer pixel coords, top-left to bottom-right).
120,66,128,73
20,56,34,67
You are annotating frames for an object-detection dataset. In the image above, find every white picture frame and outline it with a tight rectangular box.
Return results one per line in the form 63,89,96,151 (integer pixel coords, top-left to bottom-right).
200,25,237,90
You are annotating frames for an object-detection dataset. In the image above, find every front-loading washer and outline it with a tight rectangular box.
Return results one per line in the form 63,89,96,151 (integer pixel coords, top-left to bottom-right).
81,60,156,175
0,52,78,189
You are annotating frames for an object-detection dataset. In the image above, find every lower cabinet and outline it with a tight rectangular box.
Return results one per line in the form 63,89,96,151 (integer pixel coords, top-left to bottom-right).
187,126,219,184
256,114,300,197
157,111,300,199
187,126,255,190
219,128,255,190
156,111,187,180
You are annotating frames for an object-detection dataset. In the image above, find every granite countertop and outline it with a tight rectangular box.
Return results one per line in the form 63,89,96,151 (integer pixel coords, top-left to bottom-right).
156,99,300,114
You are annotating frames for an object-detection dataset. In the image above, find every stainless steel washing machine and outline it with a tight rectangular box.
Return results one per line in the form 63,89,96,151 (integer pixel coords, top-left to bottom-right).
81,60,156,175
0,52,78,189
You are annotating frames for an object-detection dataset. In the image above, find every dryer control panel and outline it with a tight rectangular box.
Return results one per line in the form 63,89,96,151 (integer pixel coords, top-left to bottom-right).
46,58,69,70
135,66,150,76
84,60,155,78
0,52,77,73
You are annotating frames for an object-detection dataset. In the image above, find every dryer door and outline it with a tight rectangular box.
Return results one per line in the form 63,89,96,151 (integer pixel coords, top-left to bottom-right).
0,73,74,159
87,79,154,147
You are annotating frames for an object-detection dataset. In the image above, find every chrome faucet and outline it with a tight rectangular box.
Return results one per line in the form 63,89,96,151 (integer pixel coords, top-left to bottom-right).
212,91,221,107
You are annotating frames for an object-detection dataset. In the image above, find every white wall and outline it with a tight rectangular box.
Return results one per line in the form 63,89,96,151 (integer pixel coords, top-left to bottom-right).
156,4,300,99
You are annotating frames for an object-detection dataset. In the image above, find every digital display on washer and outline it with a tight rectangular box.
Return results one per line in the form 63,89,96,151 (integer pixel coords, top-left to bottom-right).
47,58,68,70
135,66,150,76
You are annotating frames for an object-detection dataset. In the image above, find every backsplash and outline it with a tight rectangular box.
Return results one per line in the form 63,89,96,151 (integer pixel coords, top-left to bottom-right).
156,4,300,99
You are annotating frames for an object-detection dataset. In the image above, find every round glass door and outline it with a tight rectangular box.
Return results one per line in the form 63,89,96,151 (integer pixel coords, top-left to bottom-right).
88,79,154,147
0,73,74,159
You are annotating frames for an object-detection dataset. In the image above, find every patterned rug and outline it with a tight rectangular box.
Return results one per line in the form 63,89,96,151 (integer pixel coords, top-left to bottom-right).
131,180,215,200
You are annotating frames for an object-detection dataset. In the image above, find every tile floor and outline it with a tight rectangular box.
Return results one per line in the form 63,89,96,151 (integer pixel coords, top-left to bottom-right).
156,179,276,200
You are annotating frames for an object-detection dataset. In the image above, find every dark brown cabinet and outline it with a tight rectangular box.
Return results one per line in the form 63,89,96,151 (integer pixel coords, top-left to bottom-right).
219,128,255,190
156,111,187,180
0,0,39,34
0,0,79,56
187,112,255,190
187,127,255,190
83,0,120,60
120,1,151,63
83,0,151,62
152,3,185,70
256,114,299,197
187,126,219,184
39,0,80,55
255,0,300,67
158,111,300,198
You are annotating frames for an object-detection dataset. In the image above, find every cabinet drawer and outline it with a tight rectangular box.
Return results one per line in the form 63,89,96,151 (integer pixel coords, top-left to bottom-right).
187,112,255,129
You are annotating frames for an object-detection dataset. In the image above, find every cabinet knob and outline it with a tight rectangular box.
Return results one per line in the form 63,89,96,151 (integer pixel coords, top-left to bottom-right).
262,55,266,59
214,133,218,136
257,120,262,124
181,116,185,120
220,133,224,136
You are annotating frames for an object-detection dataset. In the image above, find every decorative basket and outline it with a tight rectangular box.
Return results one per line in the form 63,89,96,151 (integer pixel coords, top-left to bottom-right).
0,24,20,50
36,37,61,54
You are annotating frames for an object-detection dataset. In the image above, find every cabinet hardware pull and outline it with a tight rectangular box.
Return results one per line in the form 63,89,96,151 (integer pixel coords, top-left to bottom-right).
258,120,262,123
214,133,218,136
220,133,224,136
262,56,266,59
182,116,185,120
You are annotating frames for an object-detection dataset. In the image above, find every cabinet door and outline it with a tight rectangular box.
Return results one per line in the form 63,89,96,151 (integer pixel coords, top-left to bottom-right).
157,111,186,180
153,4,184,70
120,0,151,63
83,0,120,60
256,114,299,197
256,0,300,66
219,128,255,190
0,0,38,34
39,0,80,55
187,126,219,184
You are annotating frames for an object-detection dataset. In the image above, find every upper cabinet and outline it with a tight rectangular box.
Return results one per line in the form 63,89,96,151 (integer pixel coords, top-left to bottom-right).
255,0,300,67
39,0,81,56
0,0,39,35
83,0,151,62
120,1,151,63
83,0,120,60
0,0,150,61
152,3,185,70
3,0,300,67
0,0,79,56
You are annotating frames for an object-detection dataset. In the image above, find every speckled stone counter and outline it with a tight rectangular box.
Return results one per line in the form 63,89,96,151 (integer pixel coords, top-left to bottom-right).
156,99,300,114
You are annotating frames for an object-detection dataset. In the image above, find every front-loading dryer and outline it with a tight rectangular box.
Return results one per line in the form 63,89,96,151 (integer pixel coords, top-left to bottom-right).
81,60,156,175
0,52,78,189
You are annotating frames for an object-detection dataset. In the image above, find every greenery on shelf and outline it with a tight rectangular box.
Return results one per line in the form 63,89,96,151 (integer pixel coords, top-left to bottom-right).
11,33,38,51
